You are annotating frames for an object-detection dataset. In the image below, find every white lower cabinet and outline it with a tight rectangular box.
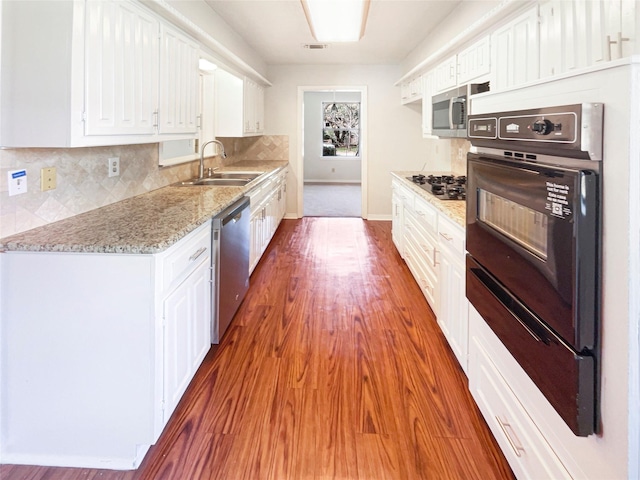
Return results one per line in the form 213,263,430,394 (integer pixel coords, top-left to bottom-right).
0,221,212,469
468,306,572,479
436,214,468,373
248,168,288,273
162,255,211,423
391,175,468,370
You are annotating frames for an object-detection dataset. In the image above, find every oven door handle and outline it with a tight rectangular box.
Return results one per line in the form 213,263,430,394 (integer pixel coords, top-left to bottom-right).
468,262,550,344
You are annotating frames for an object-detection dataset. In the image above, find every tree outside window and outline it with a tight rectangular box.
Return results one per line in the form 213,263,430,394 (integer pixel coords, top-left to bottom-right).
322,102,360,157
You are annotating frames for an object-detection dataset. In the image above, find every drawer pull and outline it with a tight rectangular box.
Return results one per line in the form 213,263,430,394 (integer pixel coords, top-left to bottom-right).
439,232,453,241
495,416,525,458
189,246,207,262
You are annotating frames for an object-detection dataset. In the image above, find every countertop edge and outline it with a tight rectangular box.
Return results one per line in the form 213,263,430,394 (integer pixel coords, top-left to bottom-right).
0,162,289,254
391,171,466,228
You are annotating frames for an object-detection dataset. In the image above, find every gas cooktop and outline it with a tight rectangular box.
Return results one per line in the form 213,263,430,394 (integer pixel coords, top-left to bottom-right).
406,174,467,201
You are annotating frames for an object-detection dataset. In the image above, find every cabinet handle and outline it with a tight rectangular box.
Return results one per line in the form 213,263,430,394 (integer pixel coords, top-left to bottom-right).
433,248,439,267
439,232,453,242
608,32,630,60
189,246,207,262
495,416,525,458
152,110,159,128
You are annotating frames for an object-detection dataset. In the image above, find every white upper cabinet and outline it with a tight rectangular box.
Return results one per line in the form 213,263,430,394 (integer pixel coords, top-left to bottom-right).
243,77,265,134
85,0,159,136
400,75,423,104
214,69,265,137
539,0,636,77
0,0,200,148
457,35,491,84
421,72,434,137
433,55,458,92
158,24,199,135
491,6,540,91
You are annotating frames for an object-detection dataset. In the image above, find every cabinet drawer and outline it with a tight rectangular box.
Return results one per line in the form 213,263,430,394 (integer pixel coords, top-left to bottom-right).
469,335,571,479
437,214,465,257
413,195,438,236
393,179,414,210
404,228,438,311
162,222,211,292
405,210,438,270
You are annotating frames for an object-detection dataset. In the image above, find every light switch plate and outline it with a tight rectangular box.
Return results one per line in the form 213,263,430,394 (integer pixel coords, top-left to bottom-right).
8,169,27,196
41,167,57,191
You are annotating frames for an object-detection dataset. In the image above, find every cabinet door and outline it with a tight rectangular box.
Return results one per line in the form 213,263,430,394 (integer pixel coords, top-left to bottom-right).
249,207,264,274
163,279,192,422
458,36,491,84
159,24,199,134
85,0,158,136
421,72,434,137
163,259,211,422
438,251,468,373
491,6,539,91
539,0,628,77
391,181,404,254
243,79,265,134
255,84,265,133
434,55,458,92
243,78,257,134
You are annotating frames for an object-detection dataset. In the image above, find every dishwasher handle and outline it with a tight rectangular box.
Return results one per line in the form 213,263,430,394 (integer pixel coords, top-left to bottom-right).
214,197,250,228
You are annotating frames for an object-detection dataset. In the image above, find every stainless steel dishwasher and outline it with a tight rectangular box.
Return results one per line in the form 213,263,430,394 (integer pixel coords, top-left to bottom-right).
212,196,250,343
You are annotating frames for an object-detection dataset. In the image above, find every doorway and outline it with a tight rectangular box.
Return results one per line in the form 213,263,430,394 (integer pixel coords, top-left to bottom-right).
297,87,368,218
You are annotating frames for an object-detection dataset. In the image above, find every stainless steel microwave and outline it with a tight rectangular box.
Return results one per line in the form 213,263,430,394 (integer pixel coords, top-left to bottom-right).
431,82,489,138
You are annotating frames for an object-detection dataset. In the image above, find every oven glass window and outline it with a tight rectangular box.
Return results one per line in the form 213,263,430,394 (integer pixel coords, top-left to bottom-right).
478,189,548,259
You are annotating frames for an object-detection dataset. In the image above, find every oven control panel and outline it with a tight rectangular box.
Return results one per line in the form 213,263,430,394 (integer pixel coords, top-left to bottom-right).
467,103,604,161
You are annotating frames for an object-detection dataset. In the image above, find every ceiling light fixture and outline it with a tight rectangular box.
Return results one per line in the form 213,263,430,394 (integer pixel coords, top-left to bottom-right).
301,0,370,43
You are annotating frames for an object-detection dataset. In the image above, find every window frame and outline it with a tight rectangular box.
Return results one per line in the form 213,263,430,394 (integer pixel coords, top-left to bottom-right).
321,101,360,158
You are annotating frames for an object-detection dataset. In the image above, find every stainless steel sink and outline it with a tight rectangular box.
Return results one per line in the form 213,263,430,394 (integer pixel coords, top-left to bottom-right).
174,172,265,187
215,172,263,180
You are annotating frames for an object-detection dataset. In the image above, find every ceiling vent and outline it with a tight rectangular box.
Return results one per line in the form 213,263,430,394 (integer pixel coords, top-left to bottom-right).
303,43,330,50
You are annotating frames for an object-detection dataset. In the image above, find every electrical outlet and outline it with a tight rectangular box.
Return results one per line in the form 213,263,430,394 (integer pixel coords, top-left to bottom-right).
8,169,27,196
41,167,57,191
108,157,120,177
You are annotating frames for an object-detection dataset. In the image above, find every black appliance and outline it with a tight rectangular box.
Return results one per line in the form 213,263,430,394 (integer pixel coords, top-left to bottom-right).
465,103,603,437
432,82,489,138
407,174,466,200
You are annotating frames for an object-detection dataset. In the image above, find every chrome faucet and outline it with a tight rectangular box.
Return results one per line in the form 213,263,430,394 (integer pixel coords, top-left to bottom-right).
199,140,227,179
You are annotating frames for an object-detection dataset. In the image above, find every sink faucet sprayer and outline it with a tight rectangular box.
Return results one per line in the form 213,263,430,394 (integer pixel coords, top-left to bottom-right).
199,140,227,179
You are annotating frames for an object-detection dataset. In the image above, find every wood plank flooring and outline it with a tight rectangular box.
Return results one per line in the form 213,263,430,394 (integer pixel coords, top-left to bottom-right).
1,218,514,480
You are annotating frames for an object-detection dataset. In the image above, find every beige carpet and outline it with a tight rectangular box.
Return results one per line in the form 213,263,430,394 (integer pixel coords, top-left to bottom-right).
303,183,362,217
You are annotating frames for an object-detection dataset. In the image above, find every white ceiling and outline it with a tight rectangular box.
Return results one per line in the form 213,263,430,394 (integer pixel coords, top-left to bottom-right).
203,0,463,65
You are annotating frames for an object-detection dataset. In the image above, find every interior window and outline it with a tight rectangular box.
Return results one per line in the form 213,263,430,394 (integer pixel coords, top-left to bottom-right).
322,102,360,157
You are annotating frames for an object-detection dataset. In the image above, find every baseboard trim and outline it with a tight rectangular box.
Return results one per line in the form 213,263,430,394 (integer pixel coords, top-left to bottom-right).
366,214,392,221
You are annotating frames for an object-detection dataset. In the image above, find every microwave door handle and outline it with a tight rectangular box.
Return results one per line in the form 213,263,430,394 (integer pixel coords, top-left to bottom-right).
448,97,455,129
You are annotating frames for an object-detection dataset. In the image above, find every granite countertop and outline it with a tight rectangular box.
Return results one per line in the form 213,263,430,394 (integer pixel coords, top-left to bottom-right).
391,171,466,227
0,161,288,254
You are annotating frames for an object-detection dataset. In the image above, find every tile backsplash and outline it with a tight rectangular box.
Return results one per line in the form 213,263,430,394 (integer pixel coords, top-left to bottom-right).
450,138,471,175
0,135,289,238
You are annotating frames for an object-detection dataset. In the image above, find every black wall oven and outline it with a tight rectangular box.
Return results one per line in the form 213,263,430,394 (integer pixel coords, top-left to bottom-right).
465,104,603,437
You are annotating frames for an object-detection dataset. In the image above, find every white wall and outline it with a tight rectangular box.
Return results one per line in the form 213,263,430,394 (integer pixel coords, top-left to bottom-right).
400,0,504,77
266,64,452,219
303,91,361,183
166,0,267,79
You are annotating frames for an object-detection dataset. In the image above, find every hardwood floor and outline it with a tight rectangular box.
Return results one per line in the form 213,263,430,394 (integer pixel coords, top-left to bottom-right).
1,218,514,480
